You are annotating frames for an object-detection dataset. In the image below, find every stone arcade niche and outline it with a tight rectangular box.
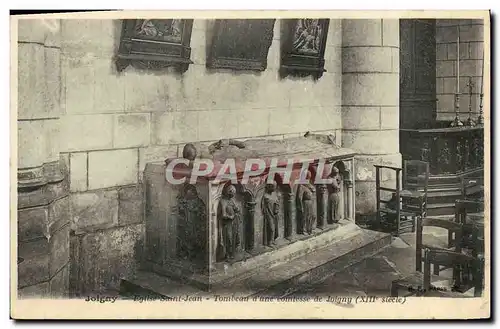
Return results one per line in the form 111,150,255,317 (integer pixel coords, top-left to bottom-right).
139,136,361,292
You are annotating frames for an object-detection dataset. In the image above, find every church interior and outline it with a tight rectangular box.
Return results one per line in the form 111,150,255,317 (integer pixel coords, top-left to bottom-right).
16,17,486,299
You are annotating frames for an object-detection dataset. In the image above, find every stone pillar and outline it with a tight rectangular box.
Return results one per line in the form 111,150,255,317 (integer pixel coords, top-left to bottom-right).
341,19,402,214
17,19,70,299
244,201,256,251
316,185,327,229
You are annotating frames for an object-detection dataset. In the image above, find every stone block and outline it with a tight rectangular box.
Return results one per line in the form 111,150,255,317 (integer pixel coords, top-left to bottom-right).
114,114,151,148
49,224,70,277
354,180,379,214
436,26,458,44
342,73,399,106
44,47,61,117
18,120,46,169
380,106,399,130
343,47,393,73
70,152,88,192
382,19,399,47
77,223,144,293
99,19,121,56
18,206,49,242
469,42,484,59
18,239,50,288
436,78,445,94
190,28,206,65
64,56,95,115
43,19,61,48
436,43,448,60
447,42,469,60
327,19,342,47
88,149,138,190
443,77,459,94
71,189,118,230
198,110,240,141
18,43,47,120
272,19,280,40
238,108,270,138
436,94,455,112
309,107,342,131
266,39,280,70
18,19,48,44
342,130,399,155
118,185,145,225
391,47,399,73
324,45,342,74
192,19,206,31
460,59,483,77
269,108,310,135
48,196,70,232
49,264,70,298
289,72,341,107
436,60,455,78
342,19,382,46
460,24,484,42
93,59,126,114
124,72,168,113
18,282,49,299
60,114,113,152
44,119,60,163
342,106,380,130
138,145,178,178
61,19,106,54
152,111,199,144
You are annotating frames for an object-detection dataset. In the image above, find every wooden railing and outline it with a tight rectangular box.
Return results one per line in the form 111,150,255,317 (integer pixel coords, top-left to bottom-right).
400,126,484,176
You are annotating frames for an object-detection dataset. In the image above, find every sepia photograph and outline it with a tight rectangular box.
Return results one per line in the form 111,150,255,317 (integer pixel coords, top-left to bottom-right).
10,9,491,320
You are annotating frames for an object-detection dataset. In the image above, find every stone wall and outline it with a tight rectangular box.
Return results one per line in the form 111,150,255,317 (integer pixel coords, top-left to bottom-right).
58,19,343,294
17,19,71,298
436,19,484,121
341,19,401,214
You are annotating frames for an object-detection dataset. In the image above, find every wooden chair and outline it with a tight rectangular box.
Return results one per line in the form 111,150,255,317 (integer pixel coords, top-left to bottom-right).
449,199,484,248
391,248,484,297
375,165,419,236
415,216,463,274
402,160,430,219
462,176,484,202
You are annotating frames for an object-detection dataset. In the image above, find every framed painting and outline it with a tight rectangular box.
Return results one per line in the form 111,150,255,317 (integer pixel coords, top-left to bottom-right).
116,19,194,73
280,19,330,79
206,19,276,71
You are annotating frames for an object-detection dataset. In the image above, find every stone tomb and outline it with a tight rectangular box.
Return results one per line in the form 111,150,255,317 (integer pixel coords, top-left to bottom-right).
122,136,391,296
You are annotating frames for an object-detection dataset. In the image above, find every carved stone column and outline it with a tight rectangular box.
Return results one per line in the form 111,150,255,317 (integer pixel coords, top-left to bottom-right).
244,201,256,251
316,185,328,229
17,19,70,299
345,179,354,221
284,191,295,239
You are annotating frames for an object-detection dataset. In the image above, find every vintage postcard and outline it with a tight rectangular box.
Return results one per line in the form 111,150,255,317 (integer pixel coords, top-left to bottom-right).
10,9,490,320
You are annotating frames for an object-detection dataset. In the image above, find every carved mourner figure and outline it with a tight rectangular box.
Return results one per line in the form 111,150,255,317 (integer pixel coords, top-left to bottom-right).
328,166,342,223
217,184,241,261
296,170,316,235
177,184,206,262
262,181,280,246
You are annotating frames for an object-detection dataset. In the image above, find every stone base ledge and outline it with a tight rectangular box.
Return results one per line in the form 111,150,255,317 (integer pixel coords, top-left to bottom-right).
121,226,391,297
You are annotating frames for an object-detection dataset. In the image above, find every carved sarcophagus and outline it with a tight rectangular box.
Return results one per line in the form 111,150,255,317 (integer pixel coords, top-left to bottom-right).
143,136,356,291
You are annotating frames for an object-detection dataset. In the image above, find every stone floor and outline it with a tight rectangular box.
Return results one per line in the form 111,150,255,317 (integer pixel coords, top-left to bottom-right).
290,226,464,298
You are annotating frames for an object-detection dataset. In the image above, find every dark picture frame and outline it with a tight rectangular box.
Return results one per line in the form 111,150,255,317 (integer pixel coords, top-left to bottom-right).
206,19,276,72
116,19,194,73
280,19,330,80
